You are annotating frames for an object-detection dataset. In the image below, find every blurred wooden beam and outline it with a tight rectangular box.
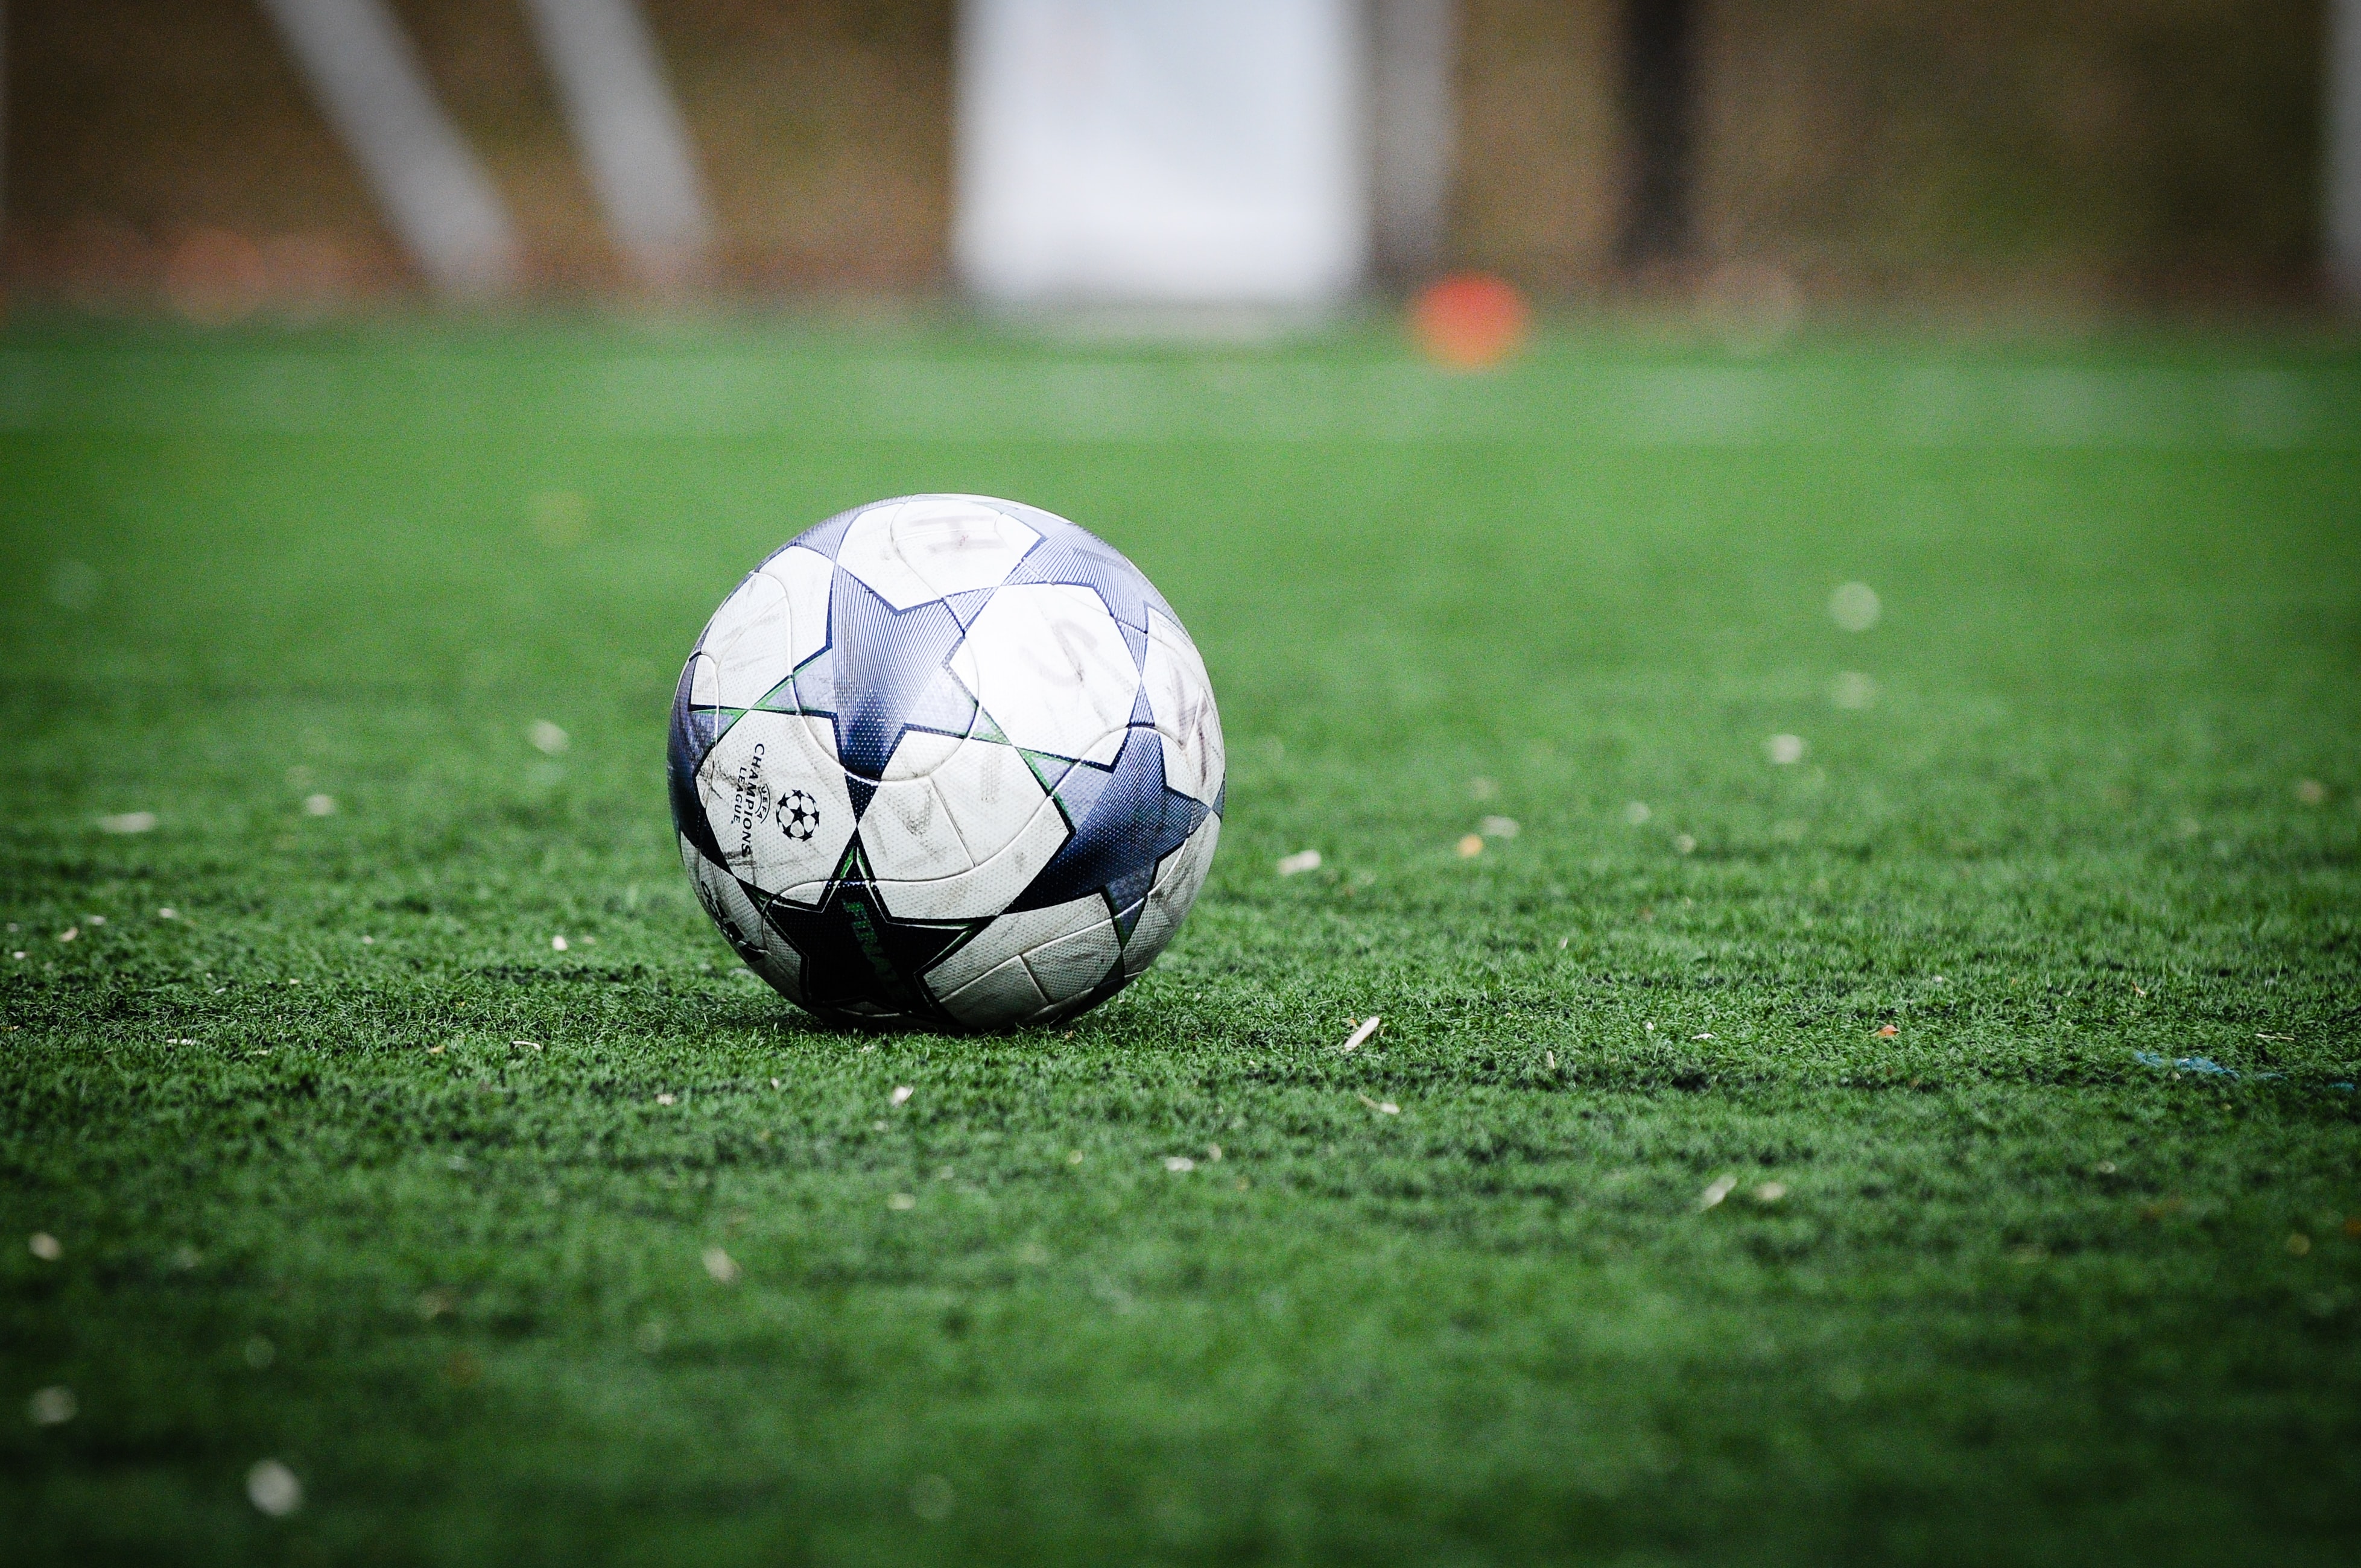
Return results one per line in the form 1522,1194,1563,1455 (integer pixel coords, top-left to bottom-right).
1616,0,1694,275
1,1,9,250
2333,0,2361,300
256,0,519,297
1368,0,1456,283
519,0,714,291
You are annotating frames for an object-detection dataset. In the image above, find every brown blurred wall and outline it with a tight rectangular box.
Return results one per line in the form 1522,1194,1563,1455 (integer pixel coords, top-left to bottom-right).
2,0,958,306
0,0,2328,309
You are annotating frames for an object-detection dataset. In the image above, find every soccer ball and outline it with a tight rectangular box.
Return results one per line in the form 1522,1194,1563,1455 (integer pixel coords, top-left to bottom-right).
668,495,1224,1029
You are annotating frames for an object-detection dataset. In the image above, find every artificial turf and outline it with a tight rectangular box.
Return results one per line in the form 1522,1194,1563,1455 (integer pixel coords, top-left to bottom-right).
2,315,2359,1566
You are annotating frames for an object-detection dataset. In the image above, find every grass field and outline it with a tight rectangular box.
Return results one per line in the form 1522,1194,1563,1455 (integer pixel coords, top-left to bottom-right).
4,315,2359,1566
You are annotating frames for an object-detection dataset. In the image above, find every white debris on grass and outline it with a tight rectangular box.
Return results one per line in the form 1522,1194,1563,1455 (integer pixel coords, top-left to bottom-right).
1697,1175,1740,1210
1164,1155,1196,1172
1828,582,1881,631
890,1085,914,1107
656,1093,676,1106
887,1192,917,1210
1478,815,1519,838
910,1473,955,1520
1831,671,1877,709
302,794,337,817
550,935,569,951
1673,833,1697,855
98,812,157,834
1766,734,1806,765
1276,849,1322,876
30,1232,61,1260
702,1246,740,1283
246,1459,303,1517
1340,1016,1381,1052
1624,801,1652,825
57,928,78,943
528,720,571,756
1753,1181,1789,1204
27,1386,77,1426
1356,1093,1401,1115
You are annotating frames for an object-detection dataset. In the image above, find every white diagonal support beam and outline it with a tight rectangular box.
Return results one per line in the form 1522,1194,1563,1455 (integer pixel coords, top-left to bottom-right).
257,0,521,297
519,0,714,288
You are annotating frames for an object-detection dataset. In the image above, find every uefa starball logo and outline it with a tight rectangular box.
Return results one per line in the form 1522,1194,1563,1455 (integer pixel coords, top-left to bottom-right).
778,789,820,842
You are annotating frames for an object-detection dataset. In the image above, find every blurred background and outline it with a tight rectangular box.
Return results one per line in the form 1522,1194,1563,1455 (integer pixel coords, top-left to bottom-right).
0,0,2350,325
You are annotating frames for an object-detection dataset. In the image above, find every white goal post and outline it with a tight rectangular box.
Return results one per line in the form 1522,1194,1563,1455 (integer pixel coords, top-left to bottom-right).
255,0,521,297
518,0,714,289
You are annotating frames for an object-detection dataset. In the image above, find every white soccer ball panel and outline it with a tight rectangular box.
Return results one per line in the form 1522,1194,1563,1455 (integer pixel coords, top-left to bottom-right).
879,728,964,782
1144,609,1224,805
699,562,809,709
695,712,856,905
933,953,1051,1028
687,650,719,707
955,583,1138,764
679,833,805,1002
1123,812,1220,979
870,794,1071,921
857,774,971,887
860,731,1057,892
924,894,1108,1000
1022,915,1121,1004
835,496,1041,610
756,545,835,665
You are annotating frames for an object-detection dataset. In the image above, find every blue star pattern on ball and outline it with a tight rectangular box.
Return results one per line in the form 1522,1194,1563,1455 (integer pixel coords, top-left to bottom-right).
669,495,1223,1029
1015,726,1207,933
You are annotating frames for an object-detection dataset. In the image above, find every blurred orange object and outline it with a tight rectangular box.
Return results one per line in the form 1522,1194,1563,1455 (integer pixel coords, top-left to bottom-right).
1409,273,1531,370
